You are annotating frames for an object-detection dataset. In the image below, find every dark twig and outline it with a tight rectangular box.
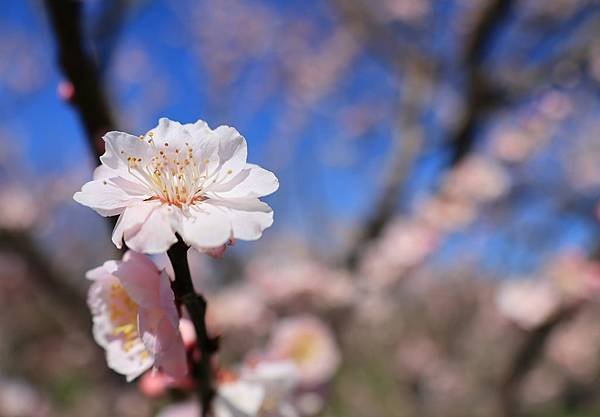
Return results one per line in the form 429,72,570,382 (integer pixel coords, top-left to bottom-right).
448,0,513,165
167,238,217,417
0,227,90,330
498,302,582,417
44,0,117,160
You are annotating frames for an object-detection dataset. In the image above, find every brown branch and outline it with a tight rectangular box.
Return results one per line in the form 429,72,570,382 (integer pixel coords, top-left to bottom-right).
0,227,90,331
448,0,513,165
332,0,434,268
168,238,217,417
44,0,117,160
498,302,582,417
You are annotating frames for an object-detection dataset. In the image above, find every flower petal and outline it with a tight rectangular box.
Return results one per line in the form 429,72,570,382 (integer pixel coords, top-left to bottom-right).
125,204,179,254
146,117,192,149
112,251,162,308
211,199,274,241
73,177,146,217
208,163,279,199
111,201,159,249
213,125,247,181
178,203,232,249
101,131,154,171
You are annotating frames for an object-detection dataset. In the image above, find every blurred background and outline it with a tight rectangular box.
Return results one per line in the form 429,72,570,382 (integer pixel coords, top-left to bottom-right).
2,0,600,416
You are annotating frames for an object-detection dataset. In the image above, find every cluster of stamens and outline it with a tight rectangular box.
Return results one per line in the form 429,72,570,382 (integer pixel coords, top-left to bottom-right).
122,132,214,207
108,282,145,355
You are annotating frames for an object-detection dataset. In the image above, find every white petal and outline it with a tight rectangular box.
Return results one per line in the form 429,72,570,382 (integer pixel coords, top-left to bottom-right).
105,339,153,382
213,125,247,180
125,204,179,254
211,199,274,241
178,203,232,249
73,178,146,216
111,201,159,249
101,131,153,171
208,164,279,199
146,117,192,149
85,260,118,281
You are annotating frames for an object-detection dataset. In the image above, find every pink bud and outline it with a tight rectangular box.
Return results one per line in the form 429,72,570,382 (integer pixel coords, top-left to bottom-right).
57,81,75,102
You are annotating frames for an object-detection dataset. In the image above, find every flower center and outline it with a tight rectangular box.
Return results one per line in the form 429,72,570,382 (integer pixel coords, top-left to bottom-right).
123,132,212,207
108,282,142,353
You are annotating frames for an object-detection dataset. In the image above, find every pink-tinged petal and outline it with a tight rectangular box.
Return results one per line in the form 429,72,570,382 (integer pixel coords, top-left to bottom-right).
178,203,232,249
125,204,179,254
112,201,159,249
73,178,144,216
154,317,188,379
139,371,169,398
151,252,175,281
101,131,154,171
139,310,187,379
112,251,162,308
208,163,279,199
213,125,247,180
158,270,179,327
211,199,273,241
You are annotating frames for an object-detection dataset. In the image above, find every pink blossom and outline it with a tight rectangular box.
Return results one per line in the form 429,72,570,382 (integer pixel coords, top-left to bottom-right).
264,316,340,388
496,278,561,330
86,251,187,381
247,258,355,310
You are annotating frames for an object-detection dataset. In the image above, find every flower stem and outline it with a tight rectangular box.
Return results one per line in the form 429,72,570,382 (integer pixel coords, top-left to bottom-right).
167,238,217,417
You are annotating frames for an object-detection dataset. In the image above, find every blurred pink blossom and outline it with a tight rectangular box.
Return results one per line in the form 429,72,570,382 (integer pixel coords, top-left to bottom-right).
264,315,341,388
496,279,561,330
247,258,355,311
360,219,439,287
206,284,274,339
442,155,510,204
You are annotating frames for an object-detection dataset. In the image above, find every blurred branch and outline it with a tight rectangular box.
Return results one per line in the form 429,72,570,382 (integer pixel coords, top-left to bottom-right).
44,0,117,160
332,0,434,269
0,227,90,330
448,0,513,165
499,302,582,417
344,69,430,269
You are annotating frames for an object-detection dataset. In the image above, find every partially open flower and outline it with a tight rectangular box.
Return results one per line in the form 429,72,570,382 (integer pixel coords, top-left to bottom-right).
74,118,278,254
87,251,187,381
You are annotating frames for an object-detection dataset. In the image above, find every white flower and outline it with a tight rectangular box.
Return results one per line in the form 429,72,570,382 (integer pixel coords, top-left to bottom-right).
74,118,278,253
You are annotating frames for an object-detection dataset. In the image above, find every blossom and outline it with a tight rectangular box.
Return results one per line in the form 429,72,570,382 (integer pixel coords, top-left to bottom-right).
86,251,187,381
264,316,340,388
156,361,299,417
74,118,279,254
496,278,561,330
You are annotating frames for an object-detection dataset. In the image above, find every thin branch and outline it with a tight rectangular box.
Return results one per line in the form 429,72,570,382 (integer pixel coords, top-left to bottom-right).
0,227,90,330
448,0,513,165
498,302,582,417
168,239,217,417
44,0,117,160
